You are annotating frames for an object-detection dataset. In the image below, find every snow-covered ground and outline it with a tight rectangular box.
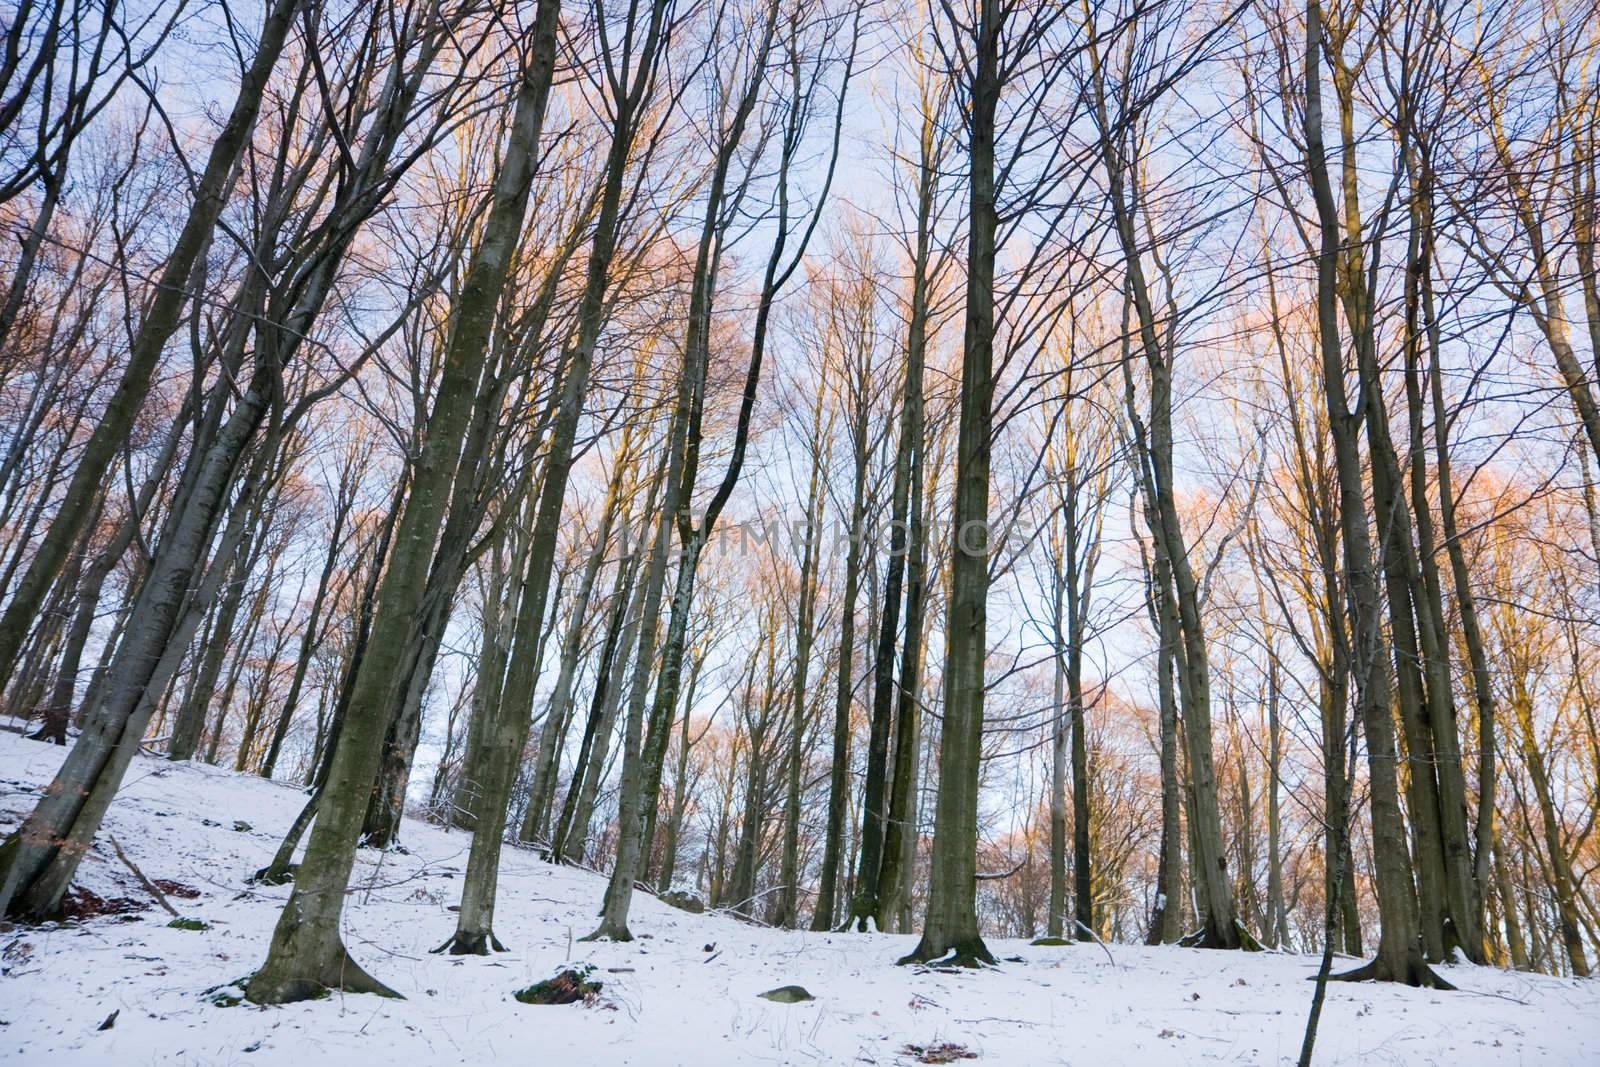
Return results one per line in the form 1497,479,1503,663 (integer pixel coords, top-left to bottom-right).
1,730,1595,1066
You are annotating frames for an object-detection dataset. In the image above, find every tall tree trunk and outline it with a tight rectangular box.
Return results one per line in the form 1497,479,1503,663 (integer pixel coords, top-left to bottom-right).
1493,828,1530,971
729,629,778,917
525,438,633,840
1067,568,1091,942
847,125,933,924
1399,168,1480,960
1147,574,1184,945
900,0,999,969
1366,398,1450,963
440,483,560,954
1416,155,1497,958
1265,656,1288,949
547,452,662,860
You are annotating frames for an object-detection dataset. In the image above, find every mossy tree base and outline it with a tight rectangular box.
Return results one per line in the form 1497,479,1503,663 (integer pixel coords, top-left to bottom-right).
897,934,996,968
1233,922,1266,952
843,893,880,933
246,944,403,1004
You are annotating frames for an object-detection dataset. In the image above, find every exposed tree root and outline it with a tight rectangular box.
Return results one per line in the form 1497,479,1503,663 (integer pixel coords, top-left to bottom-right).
579,919,633,943
249,863,297,886
1176,918,1262,951
1325,957,1456,990
25,724,66,745
434,929,506,955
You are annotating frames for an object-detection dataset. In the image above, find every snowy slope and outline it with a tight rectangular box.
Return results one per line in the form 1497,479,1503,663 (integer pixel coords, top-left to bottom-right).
1,730,1594,1067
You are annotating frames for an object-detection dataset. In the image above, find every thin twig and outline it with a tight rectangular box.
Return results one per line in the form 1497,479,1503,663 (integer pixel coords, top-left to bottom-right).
108,834,179,918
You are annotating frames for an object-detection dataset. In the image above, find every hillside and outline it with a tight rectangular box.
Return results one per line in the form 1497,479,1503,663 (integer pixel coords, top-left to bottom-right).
1,730,1594,1066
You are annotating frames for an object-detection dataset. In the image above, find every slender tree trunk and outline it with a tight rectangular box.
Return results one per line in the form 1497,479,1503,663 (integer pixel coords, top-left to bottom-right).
1399,176,1480,959
1420,187,1498,953
1365,358,1451,962
553,575,636,863
1148,578,1184,945
1092,24,1238,945
1265,657,1288,949
729,631,778,917
1493,827,1530,971
441,477,566,954
1510,677,1591,976
876,411,931,935
260,467,359,778
525,439,632,839
774,390,829,928
848,143,932,925
547,454,661,859
1048,580,1069,940
815,370,870,931
656,646,705,891
1067,582,1091,941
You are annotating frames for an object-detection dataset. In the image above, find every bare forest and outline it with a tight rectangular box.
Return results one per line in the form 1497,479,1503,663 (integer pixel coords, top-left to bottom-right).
1,0,1598,1060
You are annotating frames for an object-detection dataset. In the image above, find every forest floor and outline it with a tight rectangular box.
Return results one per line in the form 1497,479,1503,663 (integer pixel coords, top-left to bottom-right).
1,729,1596,1066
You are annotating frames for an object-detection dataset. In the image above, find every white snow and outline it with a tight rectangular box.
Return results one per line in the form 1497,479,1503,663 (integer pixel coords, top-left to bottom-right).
2,730,1595,1066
